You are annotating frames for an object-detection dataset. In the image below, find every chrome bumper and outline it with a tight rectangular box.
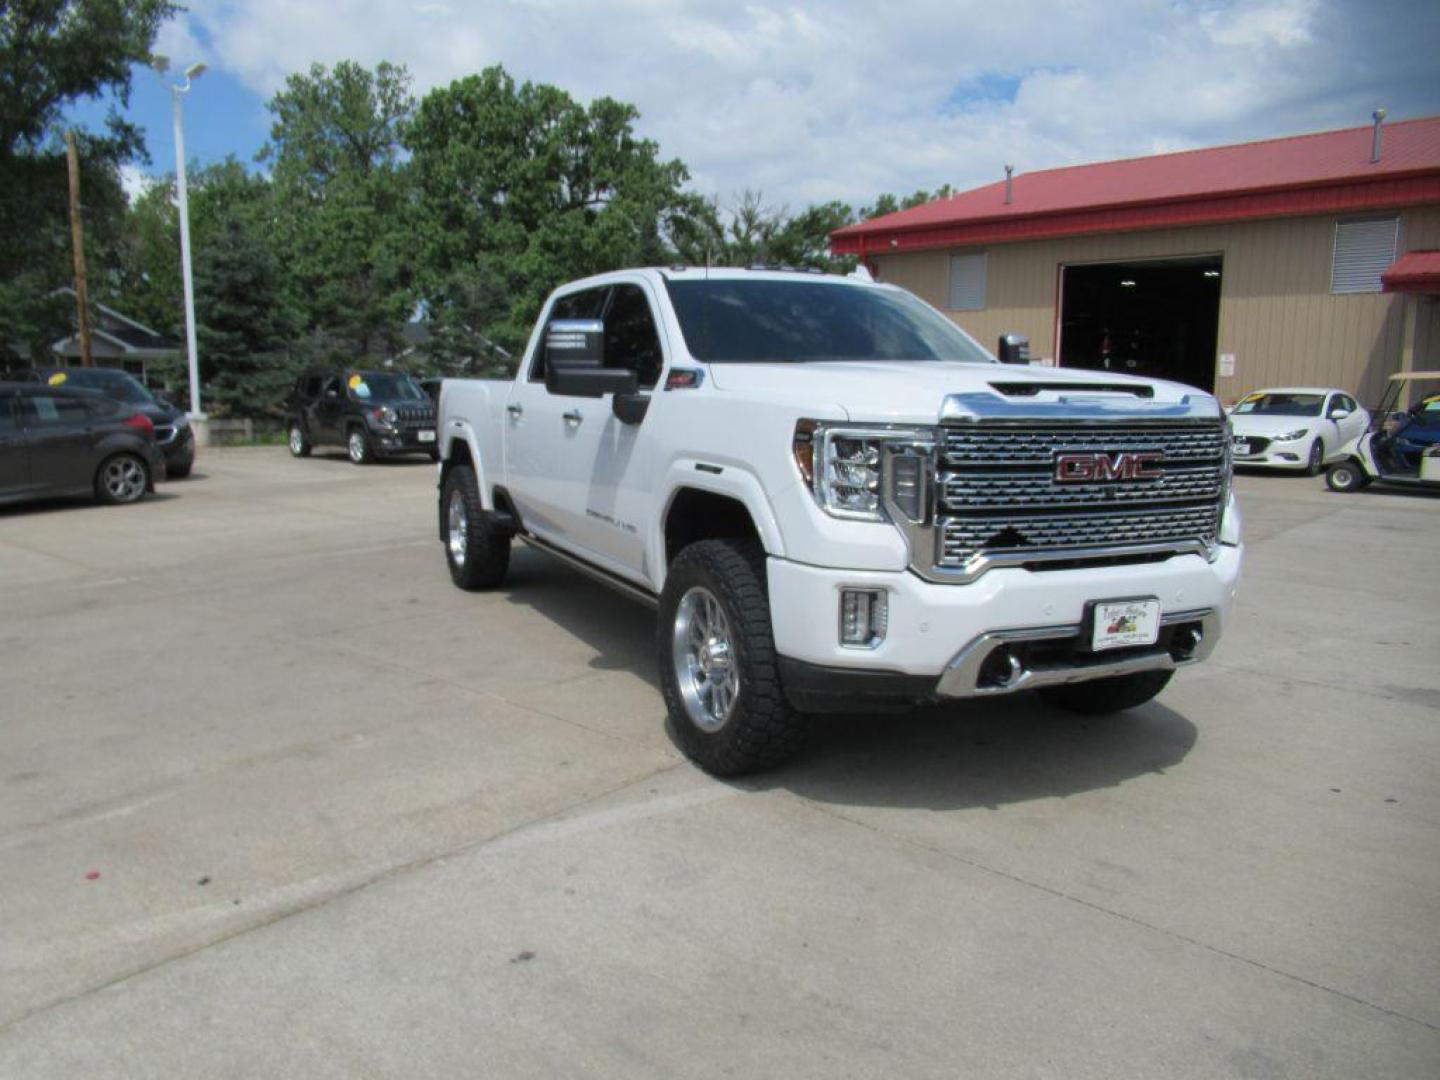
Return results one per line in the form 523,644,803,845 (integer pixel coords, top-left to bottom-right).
935,608,1219,699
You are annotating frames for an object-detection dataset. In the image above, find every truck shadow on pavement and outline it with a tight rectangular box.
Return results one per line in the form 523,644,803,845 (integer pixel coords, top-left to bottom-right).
503,547,1198,811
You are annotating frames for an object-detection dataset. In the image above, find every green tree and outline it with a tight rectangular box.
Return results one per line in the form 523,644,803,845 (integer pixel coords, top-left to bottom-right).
262,60,415,361
193,210,298,418
404,65,698,356
0,0,174,364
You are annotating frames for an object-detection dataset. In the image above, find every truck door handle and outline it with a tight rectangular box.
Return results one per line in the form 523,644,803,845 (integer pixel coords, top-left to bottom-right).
506,403,523,418
563,409,583,425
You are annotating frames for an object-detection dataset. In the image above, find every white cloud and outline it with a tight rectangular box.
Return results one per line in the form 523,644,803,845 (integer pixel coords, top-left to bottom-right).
118,164,152,204
173,0,1440,207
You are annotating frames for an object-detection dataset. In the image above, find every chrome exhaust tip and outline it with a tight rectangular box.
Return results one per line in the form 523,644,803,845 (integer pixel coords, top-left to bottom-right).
980,646,1025,690
1173,626,1203,660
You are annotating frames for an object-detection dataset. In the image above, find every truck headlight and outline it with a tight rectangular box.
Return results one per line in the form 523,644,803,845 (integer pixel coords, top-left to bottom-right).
793,422,932,522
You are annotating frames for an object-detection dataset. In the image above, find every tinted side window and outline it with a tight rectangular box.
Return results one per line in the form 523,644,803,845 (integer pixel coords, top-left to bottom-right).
26,394,90,425
603,284,663,389
531,287,610,381
301,376,323,397
84,397,119,418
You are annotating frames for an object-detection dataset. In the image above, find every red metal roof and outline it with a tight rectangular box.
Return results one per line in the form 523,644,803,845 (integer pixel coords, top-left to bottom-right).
1382,250,1440,294
833,116,1440,255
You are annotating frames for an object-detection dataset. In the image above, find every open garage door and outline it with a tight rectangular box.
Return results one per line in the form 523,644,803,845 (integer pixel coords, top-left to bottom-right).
1059,256,1222,391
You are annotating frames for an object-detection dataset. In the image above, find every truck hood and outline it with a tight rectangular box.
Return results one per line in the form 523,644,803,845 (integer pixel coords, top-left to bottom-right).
705,361,1217,423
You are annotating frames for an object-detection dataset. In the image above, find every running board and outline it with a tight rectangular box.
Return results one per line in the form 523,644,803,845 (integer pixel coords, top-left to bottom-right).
519,534,659,609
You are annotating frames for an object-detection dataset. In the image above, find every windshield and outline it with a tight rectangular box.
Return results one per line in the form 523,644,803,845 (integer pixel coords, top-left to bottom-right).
664,279,995,364
1232,392,1324,418
47,369,154,405
348,373,425,402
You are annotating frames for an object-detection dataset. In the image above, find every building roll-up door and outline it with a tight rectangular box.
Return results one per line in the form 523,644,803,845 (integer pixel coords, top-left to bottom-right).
1330,218,1398,294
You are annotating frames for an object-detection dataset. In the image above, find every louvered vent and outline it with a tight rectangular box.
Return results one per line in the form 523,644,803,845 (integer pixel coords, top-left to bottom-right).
948,253,987,311
1330,218,1398,294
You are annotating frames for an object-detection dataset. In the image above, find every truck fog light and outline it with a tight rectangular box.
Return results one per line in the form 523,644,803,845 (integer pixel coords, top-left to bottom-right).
840,588,887,648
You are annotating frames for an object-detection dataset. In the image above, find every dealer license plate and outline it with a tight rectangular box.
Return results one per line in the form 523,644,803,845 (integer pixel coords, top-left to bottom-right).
417,429,436,443
1091,598,1161,652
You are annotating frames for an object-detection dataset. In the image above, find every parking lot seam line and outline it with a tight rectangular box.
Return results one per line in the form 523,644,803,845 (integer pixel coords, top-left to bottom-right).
0,760,689,1037
796,800,1440,1036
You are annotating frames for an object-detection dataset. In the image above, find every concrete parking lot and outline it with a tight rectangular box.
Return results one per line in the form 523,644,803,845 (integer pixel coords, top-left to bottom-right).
1,448,1437,1078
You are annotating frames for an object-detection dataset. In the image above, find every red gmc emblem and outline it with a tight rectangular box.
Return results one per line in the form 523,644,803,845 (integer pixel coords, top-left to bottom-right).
1055,451,1164,482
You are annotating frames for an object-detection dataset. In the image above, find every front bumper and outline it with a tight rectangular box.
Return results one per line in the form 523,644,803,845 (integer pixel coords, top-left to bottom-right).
372,427,438,455
157,426,194,470
1232,436,1309,469
767,545,1242,708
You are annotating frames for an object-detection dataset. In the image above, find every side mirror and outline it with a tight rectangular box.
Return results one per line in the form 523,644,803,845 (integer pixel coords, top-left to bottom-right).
997,332,1030,365
545,318,604,369
325,388,338,399
547,366,638,399
1329,408,1351,420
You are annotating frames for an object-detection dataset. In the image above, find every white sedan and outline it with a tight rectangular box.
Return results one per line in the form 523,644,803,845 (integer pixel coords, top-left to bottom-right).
1228,387,1370,475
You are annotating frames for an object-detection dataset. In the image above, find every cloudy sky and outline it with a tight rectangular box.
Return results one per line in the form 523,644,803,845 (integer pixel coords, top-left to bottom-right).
84,0,1440,210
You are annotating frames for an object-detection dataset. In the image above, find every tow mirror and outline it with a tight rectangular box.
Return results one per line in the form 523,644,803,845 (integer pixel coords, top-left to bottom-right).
997,332,1030,365
545,318,604,368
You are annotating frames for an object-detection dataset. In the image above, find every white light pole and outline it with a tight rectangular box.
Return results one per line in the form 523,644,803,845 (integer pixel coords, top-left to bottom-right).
152,56,208,437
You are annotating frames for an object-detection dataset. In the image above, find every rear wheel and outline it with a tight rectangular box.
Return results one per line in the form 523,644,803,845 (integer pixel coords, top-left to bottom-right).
659,539,804,776
1038,670,1173,715
95,453,149,505
288,423,311,458
1305,439,1324,476
1325,459,1370,493
347,427,373,465
441,465,510,589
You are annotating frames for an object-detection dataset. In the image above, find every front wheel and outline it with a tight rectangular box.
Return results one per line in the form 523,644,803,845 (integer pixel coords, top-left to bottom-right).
441,465,510,590
1305,439,1324,476
95,453,150,505
1325,459,1370,493
658,539,804,776
288,423,311,458
1038,670,1173,715
347,427,373,465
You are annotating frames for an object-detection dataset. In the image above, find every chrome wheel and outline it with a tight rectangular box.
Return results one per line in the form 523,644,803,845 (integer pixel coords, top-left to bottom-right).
672,586,739,733
289,426,305,455
103,456,147,502
447,488,468,567
348,430,366,463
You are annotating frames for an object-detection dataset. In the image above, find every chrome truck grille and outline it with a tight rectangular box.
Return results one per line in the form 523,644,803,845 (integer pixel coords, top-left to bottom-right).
925,420,1228,580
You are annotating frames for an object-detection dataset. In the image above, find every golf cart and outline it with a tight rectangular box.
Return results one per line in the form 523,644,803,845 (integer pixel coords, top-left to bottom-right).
1325,371,1440,493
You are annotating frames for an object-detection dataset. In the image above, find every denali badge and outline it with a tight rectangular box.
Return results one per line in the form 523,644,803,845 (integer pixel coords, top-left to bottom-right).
1055,451,1164,482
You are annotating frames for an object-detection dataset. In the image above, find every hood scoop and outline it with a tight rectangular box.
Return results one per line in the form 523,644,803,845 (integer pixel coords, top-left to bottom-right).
989,381,1154,399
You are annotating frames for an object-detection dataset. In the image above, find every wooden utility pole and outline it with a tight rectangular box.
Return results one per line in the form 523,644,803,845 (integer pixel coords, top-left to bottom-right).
64,130,93,367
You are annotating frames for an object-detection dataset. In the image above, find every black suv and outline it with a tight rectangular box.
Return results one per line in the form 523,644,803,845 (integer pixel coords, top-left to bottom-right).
28,367,195,477
288,369,437,464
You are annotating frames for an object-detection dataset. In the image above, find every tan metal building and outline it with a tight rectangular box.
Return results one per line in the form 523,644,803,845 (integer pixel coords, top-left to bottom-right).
832,117,1440,407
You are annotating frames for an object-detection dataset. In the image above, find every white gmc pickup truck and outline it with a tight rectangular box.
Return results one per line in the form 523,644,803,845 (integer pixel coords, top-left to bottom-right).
437,268,1243,775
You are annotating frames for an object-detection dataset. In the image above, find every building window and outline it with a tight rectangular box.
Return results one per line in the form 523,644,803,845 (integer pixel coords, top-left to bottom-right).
1330,218,1398,294
948,252,987,311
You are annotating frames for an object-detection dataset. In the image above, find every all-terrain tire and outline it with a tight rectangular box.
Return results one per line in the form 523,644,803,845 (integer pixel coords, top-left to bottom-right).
658,539,804,776
1038,670,1173,715
288,422,311,458
441,464,510,590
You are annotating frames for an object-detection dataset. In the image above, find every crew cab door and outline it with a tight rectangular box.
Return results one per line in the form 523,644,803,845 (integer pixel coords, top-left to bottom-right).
505,281,663,581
